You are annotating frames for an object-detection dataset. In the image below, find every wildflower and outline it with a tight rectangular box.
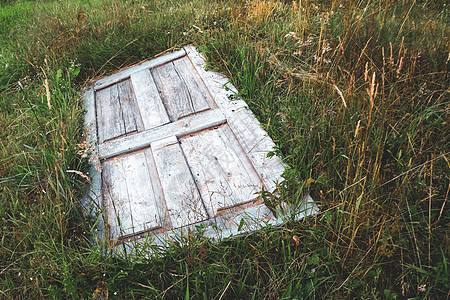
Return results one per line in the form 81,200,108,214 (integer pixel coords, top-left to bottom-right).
284,32,297,39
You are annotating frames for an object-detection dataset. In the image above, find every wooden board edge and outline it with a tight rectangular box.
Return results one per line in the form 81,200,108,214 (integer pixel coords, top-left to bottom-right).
80,87,107,242
110,194,317,259
94,49,187,91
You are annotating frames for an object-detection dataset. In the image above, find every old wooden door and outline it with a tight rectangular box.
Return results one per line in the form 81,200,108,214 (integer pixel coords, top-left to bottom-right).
83,46,296,247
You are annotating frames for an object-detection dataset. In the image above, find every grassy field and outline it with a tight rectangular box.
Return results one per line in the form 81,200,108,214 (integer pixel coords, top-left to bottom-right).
0,0,449,298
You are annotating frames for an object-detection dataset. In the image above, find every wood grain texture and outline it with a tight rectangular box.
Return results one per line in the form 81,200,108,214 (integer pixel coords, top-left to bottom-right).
121,152,161,233
226,107,285,192
143,148,172,229
94,49,186,91
172,56,212,112
180,124,262,217
80,87,106,239
99,109,226,159
152,136,209,228
151,57,212,122
184,45,285,192
103,152,162,241
117,80,144,132
83,46,306,249
102,157,129,240
130,69,170,130
96,85,125,143
152,62,195,121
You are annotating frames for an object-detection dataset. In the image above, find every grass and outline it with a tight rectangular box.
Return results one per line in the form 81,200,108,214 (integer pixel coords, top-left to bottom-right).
0,0,449,298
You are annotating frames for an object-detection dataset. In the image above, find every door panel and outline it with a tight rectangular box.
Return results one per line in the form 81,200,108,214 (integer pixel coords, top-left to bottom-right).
103,150,163,240
87,46,289,244
180,124,262,217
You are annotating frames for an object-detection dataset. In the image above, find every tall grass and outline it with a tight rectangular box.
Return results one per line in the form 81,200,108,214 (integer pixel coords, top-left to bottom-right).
1,0,449,298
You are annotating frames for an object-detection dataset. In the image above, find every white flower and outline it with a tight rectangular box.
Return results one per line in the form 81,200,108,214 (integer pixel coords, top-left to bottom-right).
418,284,427,292
284,32,297,38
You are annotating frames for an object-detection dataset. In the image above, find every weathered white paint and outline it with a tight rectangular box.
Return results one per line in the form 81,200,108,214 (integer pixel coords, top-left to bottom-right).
94,49,186,91
82,46,317,252
80,87,105,242
152,136,209,228
98,109,227,159
130,69,169,130
180,124,262,217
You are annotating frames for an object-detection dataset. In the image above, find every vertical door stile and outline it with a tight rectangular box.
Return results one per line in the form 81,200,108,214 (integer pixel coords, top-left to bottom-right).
130,69,170,130
95,87,107,144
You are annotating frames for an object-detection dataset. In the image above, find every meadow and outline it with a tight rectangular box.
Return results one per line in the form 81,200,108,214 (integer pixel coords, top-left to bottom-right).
0,0,449,298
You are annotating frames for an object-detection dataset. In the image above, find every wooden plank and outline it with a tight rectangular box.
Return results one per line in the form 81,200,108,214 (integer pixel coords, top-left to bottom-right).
96,85,125,143
99,109,226,159
83,87,98,150
226,107,285,192
151,136,209,228
185,45,285,192
143,148,171,229
102,157,130,240
94,49,186,91
80,88,106,239
180,125,262,217
152,62,195,121
103,152,163,240
117,80,143,133
172,56,212,112
121,152,161,233
130,69,170,130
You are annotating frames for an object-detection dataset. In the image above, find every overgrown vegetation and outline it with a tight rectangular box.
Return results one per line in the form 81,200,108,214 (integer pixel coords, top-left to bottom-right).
1,0,449,298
